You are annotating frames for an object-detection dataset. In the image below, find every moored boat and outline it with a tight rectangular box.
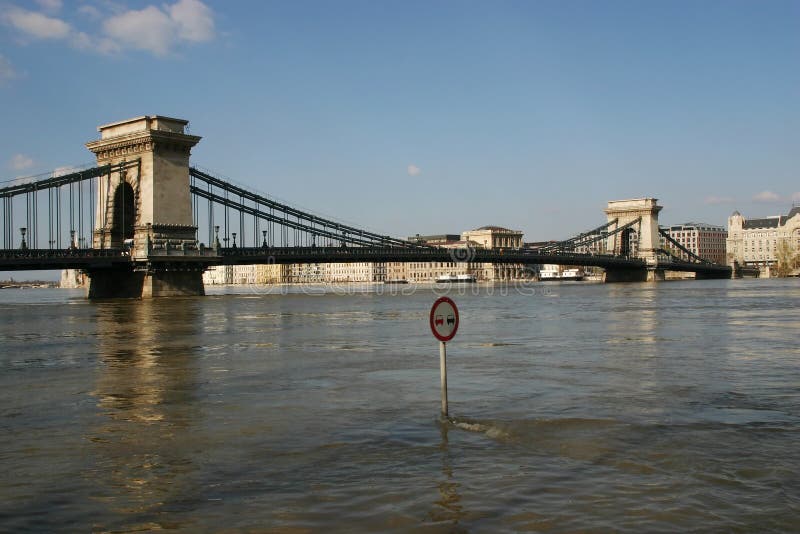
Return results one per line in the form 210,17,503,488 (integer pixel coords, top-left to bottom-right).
435,274,477,283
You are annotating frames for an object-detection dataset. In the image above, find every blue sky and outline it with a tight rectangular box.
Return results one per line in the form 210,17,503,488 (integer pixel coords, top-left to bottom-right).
1,0,799,243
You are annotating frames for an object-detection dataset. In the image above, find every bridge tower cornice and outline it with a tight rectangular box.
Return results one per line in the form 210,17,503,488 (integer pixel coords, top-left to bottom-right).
86,130,202,159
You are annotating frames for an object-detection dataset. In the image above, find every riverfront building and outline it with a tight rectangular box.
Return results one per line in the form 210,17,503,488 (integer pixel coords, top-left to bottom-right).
396,235,481,282
461,226,525,280
203,263,284,285
201,225,529,285
461,226,523,250
726,206,800,267
663,223,727,264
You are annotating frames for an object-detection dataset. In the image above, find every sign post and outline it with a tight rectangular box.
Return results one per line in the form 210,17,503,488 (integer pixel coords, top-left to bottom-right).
429,296,459,418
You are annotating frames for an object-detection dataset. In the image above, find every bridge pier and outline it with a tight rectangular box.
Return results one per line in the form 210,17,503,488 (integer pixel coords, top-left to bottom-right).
602,267,648,283
86,268,146,298
86,267,205,298
695,269,734,280
141,271,205,298
647,268,666,282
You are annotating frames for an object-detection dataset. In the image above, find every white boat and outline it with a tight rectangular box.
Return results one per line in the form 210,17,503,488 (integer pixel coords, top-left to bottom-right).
539,265,561,281
540,265,584,281
435,274,477,283
560,268,584,281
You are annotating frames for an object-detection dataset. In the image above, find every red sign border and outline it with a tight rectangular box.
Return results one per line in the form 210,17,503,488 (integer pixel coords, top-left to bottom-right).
430,296,459,342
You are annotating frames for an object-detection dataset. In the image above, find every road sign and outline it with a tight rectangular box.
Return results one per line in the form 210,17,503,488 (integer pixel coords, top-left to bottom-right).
430,296,459,342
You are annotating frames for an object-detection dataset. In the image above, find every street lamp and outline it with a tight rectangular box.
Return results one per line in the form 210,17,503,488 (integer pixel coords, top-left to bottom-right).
20,227,27,250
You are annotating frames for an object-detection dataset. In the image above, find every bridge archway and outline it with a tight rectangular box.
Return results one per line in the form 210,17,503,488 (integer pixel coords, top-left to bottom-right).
619,227,635,257
111,182,135,246
605,198,661,264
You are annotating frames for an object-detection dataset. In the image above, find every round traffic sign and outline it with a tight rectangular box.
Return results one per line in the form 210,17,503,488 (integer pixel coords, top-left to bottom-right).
430,296,459,342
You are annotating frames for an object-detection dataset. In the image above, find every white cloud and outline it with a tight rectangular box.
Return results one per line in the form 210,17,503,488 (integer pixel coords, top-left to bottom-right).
103,0,215,56
407,164,421,176
0,54,18,86
753,190,781,203
169,0,215,43
10,153,34,171
35,0,63,13
704,195,734,205
3,1,215,58
103,6,174,56
77,5,102,20
4,7,71,40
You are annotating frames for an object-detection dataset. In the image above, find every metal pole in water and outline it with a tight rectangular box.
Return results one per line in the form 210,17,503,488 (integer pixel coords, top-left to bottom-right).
440,340,448,418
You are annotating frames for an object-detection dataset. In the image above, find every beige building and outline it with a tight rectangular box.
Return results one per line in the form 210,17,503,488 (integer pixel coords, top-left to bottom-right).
461,226,525,280
398,235,487,281
663,223,727,264
328,262,386,282
461,226,523,249
727,206,800,266
282,262,386,283
385,262,409,282
404,260,476,282
203,263,284,285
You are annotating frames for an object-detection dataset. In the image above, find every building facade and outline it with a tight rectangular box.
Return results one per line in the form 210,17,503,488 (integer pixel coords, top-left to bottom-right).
461,226,525,280
663,223,727,264
203,263,284,285
727,206,800,266
461,226,523,250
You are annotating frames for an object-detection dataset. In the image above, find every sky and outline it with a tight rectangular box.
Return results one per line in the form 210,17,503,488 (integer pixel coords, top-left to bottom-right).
1,0,799,250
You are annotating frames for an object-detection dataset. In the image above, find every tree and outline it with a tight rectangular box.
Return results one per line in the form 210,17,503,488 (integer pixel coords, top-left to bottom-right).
775,239,800,277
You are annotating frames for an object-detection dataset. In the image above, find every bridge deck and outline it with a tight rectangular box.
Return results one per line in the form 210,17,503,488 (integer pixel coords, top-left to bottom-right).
0,246,732,277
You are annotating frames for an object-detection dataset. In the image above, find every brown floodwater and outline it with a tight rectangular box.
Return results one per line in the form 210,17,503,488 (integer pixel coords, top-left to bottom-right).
1,279,798,532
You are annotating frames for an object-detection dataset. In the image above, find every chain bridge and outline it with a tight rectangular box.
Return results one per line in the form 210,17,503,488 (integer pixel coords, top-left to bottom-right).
0,116,731,297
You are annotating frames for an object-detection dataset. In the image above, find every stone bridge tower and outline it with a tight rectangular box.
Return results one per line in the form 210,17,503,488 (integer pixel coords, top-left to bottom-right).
604,198,663,281
86,115,201,255
85,116,204,297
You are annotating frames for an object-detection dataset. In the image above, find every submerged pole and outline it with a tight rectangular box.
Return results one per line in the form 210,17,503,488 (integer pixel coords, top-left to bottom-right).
440,340,448,418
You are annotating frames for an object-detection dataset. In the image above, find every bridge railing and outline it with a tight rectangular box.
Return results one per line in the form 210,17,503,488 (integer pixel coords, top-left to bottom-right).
0,247,128,259
0,161,138,251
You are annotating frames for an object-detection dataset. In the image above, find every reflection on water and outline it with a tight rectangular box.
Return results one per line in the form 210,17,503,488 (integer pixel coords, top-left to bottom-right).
1,279,799,532
88,299,202,531
429,420,465,528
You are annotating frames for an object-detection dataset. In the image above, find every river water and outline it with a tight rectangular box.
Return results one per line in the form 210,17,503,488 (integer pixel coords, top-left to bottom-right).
1,279,798,532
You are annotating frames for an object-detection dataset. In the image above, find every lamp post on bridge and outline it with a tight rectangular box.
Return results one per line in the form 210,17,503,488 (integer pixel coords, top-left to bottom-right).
19,228,27,250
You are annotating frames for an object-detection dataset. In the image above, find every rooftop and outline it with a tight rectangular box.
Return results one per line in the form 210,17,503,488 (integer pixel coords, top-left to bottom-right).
470,225,522,233
668,222,726,230
740,205,800,229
